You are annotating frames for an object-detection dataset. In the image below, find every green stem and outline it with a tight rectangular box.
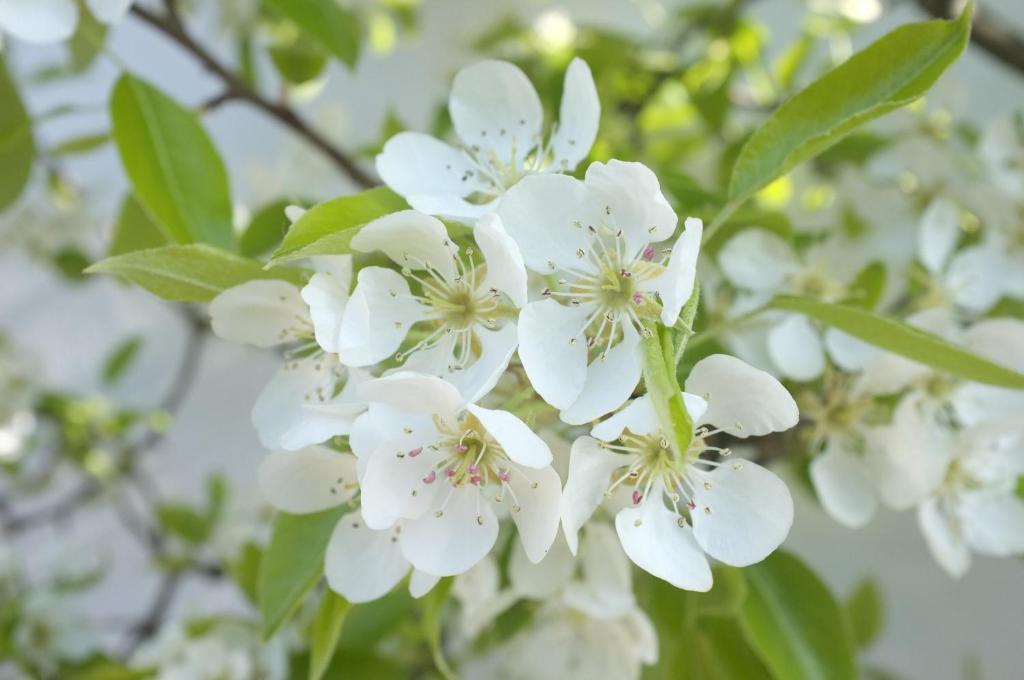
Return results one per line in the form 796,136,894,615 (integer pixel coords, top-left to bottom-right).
641,323,693,458
702,200,741,244
673,282,702,367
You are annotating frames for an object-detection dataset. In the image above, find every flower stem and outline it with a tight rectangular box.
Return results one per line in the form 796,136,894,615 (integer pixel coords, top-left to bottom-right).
641,322,694,459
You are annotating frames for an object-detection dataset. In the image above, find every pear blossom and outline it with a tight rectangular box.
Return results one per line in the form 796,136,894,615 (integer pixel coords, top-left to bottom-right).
0,0,131,44
208,257,370,451
335,210,525,403
353,372,562,577
376,58,599,221
562,354,798,590
257,446,439,602
716,228,877,380
498,159,702,423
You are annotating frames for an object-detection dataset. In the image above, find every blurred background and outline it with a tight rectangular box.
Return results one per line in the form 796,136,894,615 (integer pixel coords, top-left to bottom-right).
1,0,1023,677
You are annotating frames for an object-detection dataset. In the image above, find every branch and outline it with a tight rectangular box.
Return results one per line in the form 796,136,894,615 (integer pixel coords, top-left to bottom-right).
128,5,377,190
917,0,1024,75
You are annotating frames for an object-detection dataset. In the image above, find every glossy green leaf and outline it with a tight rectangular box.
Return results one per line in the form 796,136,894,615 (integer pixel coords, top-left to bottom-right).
110,74,234,248
738,550,857,680
770,295,1024,389
258,505,349,639
309,590,351,680
86,244,305,303
269,187,407,265
727,5,971,203
264,0,362,69
845,579,884,649
0,55,35,211
109,194,170,257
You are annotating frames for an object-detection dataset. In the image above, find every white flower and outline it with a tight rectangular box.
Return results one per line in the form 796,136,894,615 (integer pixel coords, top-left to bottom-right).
562,354,797,590
498,159,702,423
353,372,562,577
979,113,1024,199
717,228,877,380
914,197,1002,314
335,210,525,403
257,446,439,603
376,58,599,221
0,0,131,44
132,618,287,680
208,261,369,451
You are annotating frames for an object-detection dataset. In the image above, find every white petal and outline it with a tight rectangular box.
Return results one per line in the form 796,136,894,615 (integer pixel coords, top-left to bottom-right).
684,354,799,437
917,197,960,274
717,229,798,293
350,210,456,279
409,570,441,599
209,280,307,348
615,493,713,591
766,314,825,381
855,352,931,396
561,436,633,554
870,397,953,510
450,323,518,404
0,0,77,43
258,448,357,514
947,246,1003,313
917,498,970,578
965,317,1024,371
400,486,499,576
961,491,1024,557
301,272,349,354
358,371,463,421
359,438,444,529
468,403,551,468
509,536,574,599
564,522,635,619
808,441,877,528
583,160,678,254
517,299,589,409
498,173,600,273
309,254,352,288
823,327,878,371
549,57,600,171
591,395,660,441
337,267,421,366
325,514,410,603
85,0,131,24
449,60,542,167
560,321,642,425
648,217,702,326
474,213,527,307
507,463,562,563
689,459,793,567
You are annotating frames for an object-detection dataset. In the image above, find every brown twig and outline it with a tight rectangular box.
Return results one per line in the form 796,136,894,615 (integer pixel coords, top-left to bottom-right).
128,5,377,189
917,0,1024,76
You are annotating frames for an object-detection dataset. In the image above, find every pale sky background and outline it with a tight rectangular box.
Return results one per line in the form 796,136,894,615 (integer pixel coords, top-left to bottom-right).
2,0,1023,677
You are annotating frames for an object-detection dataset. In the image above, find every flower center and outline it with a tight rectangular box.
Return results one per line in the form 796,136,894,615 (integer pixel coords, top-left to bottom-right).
788,268,845,302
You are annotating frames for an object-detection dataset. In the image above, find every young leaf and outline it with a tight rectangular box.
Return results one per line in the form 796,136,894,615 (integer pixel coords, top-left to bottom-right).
727,5,971,204
0,55,35,211
102,336,143,385
845,579,884,650
770,296,1024,389
258,505,349,639
738,550,858,680
269,187,407,265
264,0,362,69
109,194,169,257
309,590,351,680
86,244,305,303
110,74,234,249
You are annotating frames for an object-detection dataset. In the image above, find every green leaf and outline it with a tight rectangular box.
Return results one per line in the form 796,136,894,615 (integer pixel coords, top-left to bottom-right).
109,194,170,257
844,261,887,309
102,336,143,385
738,550,857,680
68,0,107,72
51,131,110,156
690,566,748,619
86,244,305,303
229,542,263,605
845,579,884,650
110,74,234,248
240,199,294,258
156,503,211,543
0,55,35,211
269,187,407,265
269,40,329,85
420,577,456,680
258,505,349,639
770,296,1024,389
264,0,362,69
727,5,971,203
309,590,351,680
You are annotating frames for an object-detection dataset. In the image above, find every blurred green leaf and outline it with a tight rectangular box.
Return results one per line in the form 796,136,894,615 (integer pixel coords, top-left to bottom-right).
51,131,111,157
259,505,349,639
420,577,455,680
738,550,857,680
68,0,107,72
86,244,305,303
157,503,211,543
309,590,351,680
690,566,748,618
109,194,170,257
0,55,35,211
845,579,884,649
770,295,1024,389
240,199,294,258
110,74,234,248
340,588,415,648
728,5,971,204
774,32,815,91
102,336,143,385
229,542,263,605
264,0,362,69
269,40,329,85
845,261,887,310
270,187,407,264
53,247,92,281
